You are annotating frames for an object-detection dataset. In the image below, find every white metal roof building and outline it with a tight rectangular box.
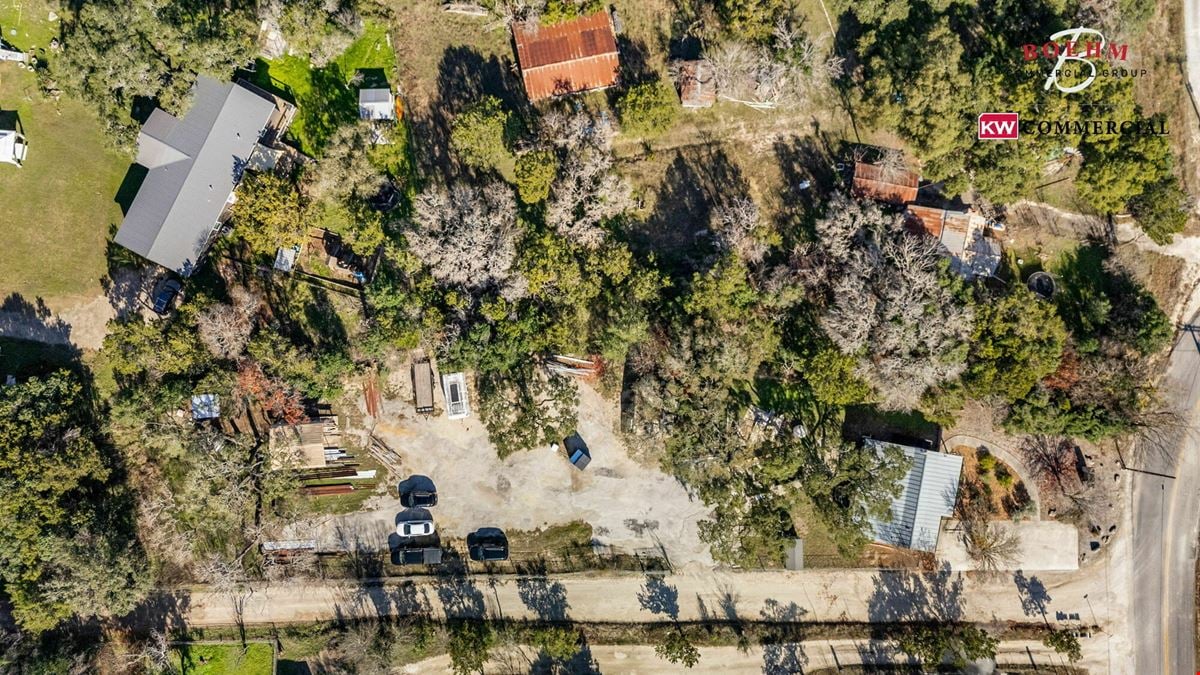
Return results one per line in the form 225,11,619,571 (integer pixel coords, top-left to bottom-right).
0,130,27,167
866,439,963,552
441,372,470,420
358,88,396,121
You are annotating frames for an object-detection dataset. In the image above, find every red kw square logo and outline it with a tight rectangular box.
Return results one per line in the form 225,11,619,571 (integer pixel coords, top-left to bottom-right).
978,113,1019,140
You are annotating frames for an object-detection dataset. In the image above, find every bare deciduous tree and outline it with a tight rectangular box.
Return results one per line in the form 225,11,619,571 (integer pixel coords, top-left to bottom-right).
303,122,389,202
197,287,260,359
960,519,1021,573
408,181,525,295
1021,435,1078,493
485,0,546,30
876,147,908,181
543,112,633,248
711,197,767,263
1018,434,1101,520
803,195,972,409
705,21,843,110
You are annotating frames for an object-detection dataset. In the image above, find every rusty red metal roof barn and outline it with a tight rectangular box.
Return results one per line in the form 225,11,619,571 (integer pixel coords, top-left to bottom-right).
513,11,620,102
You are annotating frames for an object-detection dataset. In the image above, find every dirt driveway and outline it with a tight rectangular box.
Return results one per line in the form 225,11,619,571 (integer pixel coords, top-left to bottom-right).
297,381,714,567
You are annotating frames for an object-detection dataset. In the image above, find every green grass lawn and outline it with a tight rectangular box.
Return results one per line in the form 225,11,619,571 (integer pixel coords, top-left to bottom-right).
173,643,274,675
0,0,60,51
0,66,129,301
250,22,396,156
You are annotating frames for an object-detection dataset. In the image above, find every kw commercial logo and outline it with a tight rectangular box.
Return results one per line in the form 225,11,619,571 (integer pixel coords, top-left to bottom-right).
1021,28,1141,93
977,112,1167,140
978,113,1019,140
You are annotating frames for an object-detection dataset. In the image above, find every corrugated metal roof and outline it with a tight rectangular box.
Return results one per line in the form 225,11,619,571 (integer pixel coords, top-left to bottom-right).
905,206,1001,279
867,440,962,552
677,59,715,108
905,205,947,238
115,77,277,276
513,12,620,101
852,162,919,204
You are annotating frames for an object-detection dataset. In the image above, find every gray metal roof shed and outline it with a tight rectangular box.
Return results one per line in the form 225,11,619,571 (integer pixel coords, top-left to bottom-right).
866,439,962,552
358,88,396,120
115,76,277,276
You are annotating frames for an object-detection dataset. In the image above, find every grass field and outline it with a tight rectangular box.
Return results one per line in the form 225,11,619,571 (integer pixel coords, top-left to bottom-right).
251,22,396,155
173,643,274,675
0,0,59,50
0,64,128,302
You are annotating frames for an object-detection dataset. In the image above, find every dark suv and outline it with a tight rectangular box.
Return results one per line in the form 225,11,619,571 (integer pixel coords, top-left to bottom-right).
401,488,438,508
468,528,509,562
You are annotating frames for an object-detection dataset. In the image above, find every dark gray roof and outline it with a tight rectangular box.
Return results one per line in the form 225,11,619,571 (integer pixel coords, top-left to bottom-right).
115,76,276,276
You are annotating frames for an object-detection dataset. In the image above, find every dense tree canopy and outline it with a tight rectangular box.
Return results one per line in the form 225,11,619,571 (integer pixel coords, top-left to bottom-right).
450,96,513,170
56,0,258,142
965,288,1066,403
804,196,973,410
231,172,309,256
617,80,680,137
0,371,147,632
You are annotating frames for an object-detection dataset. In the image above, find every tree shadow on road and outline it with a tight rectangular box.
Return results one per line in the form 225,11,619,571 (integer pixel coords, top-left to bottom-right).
435,576,486,619
637,574,680,621
866,563,965,623
517,576,571,622
1013,569,1051,623
759,599,809,674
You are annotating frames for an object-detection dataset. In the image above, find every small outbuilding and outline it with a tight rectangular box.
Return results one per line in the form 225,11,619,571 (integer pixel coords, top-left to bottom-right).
676,59,716,109
191,394,220,421
852,161,920,205
905,205,1003,279
358,88,396,121
512,10,620,101
273,245,298,273
0,130,28,168
442,372,470,420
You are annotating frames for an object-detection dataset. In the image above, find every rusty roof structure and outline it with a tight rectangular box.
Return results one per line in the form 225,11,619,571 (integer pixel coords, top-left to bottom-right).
513,11,620,102
852,161,920,205
904,206,1002,279
676,59,716,108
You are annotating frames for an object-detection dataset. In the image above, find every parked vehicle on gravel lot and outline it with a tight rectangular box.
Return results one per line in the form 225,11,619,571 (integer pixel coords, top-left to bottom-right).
399,546,442,565
401,488,438,508
397,519,435,538
468,527,509,562
151,279,182,315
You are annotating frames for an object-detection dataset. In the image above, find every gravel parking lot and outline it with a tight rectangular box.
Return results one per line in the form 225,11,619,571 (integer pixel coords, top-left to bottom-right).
294,379,714,567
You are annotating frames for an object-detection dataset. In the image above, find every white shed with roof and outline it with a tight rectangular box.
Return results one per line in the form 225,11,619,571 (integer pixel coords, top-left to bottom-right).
358,88,396,121
866,439,962,552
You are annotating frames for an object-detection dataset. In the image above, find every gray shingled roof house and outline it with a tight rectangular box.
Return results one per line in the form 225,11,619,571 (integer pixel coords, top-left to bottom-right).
114,76,278,276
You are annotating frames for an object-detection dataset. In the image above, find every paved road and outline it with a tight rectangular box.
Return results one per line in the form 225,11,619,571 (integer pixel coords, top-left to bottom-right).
399,639,1075,674
1131,309,1200,674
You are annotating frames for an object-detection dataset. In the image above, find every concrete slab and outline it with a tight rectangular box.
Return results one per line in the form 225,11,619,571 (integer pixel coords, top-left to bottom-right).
937,519,1079,571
